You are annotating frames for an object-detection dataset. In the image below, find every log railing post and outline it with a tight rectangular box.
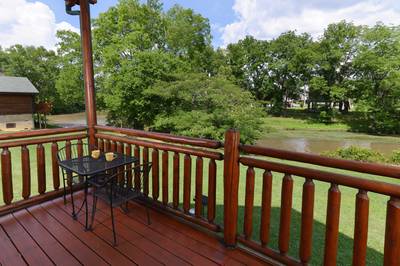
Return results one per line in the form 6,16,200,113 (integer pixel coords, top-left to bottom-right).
223,129,240,247
79,0,97,147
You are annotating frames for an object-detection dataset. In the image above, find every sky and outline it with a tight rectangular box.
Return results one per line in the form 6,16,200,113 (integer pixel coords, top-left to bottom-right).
1,0,400,50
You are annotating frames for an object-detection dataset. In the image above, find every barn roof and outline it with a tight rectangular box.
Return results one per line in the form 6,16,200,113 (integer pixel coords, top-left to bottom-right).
0,77,39,94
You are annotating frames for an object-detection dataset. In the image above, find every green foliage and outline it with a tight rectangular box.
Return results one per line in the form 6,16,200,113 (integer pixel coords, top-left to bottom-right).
352,24,400,134
390,150,400,164
324,146,387,163
146,73,264,143
54,30,85,114
0,45,59,102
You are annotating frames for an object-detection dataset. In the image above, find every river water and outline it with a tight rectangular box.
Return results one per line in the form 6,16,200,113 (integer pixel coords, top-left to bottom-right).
257,137,400,156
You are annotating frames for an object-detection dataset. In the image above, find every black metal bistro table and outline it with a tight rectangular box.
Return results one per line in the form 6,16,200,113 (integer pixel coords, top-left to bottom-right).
58,152,138,228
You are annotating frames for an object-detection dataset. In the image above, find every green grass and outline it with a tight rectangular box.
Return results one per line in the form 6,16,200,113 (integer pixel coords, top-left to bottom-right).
0,144,393,265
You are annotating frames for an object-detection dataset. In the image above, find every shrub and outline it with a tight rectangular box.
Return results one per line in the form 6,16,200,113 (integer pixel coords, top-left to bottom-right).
323,146,386,163
390,150,400,164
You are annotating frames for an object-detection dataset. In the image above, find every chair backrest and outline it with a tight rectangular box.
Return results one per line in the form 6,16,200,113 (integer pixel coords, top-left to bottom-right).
109,162,153,190
57,143,96,163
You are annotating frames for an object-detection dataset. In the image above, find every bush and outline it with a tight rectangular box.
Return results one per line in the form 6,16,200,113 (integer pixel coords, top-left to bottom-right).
324,146,387,163
317,109,335,124
146,73,264,144
390,150,400,164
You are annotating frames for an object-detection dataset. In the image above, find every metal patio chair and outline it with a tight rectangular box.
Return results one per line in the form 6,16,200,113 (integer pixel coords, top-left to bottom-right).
87,162,152,246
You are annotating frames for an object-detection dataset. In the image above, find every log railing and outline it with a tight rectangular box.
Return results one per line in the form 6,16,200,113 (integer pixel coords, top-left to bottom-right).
0,127,87,216
231,140,400,265
94,125,224,231
1,125,400,265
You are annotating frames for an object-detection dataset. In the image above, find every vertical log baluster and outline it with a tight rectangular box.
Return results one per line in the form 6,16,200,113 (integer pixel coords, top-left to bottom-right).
279,174,293,254
98,138,104,152
162,150,169,205
104,139,110,152
324,184,341,266
384,197,400,266
143,147,149,196
152,149,159,200
260,170,273,246
125,144,132,188
65,140,72,185
21,145,31,199
173,152,180,209
116,142,124,184
300,179,315,264
195,157,203,218
207,159,216,223
65,140,72,159
1,147,13,204
244,166,255,240
353,190,369,266
134,145,141,189
110,141,116,152
77,139,83,157
37,144,46,195
183,154,192,214
51,142,59,190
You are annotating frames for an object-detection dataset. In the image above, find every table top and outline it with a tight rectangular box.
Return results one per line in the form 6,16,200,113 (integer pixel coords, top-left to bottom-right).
58,152,138,176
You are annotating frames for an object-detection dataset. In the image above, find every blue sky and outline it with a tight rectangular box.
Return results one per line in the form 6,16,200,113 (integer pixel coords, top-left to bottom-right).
1,0,400,49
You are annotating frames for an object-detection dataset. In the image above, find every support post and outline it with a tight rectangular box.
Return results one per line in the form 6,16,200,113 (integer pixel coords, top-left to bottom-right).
79,0,97,147
223,129,240,247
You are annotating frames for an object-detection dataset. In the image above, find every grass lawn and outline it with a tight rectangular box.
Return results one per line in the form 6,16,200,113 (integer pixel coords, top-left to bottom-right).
0,142,394,265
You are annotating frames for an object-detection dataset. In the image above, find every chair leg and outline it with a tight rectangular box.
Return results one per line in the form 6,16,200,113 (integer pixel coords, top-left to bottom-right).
89,193,97,230
70,179,76,219
63,177,67,205
110,204,117,246
84,183,89,230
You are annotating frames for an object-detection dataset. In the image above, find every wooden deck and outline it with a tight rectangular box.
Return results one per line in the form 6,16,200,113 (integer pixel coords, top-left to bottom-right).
0,192,268,266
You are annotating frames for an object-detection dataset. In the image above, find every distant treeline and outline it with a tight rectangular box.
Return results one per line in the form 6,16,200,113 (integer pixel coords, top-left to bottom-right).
1,0,399,139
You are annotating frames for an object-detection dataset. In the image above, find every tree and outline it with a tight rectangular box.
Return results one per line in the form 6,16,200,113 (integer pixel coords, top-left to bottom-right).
311,21,361,112
165,5,213,73
353,24,400,134
146,73,264,143
54,30,85,114
226,36,271,101
0,45,59,102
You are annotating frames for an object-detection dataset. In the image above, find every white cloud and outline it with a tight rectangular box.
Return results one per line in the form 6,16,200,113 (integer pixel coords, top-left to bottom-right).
0,0,79,50
221,0,400,46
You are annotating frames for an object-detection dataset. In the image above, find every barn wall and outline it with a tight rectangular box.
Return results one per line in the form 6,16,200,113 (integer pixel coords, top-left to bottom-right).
0,94,34,115
0,114,34,131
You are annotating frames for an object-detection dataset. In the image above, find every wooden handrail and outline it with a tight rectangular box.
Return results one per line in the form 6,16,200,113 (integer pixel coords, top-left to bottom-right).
240,156,400,198
0,127,87,141
0,134,87,148
95,125,223,149
240,144,400,179
95,133,223,160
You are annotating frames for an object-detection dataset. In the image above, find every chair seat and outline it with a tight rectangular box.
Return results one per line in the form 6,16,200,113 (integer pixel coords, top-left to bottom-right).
93,185,142,208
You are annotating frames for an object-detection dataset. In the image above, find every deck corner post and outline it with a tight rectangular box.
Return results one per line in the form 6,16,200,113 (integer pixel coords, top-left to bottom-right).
223,129,240,247
79,0,97,147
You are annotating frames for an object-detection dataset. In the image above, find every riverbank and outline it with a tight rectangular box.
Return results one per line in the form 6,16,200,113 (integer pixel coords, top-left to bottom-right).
258,115,400,156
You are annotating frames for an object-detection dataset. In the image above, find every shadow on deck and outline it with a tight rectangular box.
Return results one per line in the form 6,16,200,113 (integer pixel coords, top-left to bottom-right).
0,192,267,266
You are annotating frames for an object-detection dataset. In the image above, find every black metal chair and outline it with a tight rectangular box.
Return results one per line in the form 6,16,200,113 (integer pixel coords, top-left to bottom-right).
87,162,152,246
57,143,97,218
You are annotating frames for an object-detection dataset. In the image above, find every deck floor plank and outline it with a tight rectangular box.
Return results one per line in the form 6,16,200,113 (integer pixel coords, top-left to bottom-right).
0,222,26,266
58,197,191,266
13,209,81,266
0,214,53,266
28,204,108,266
0,192,269,266
41,200,136,266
